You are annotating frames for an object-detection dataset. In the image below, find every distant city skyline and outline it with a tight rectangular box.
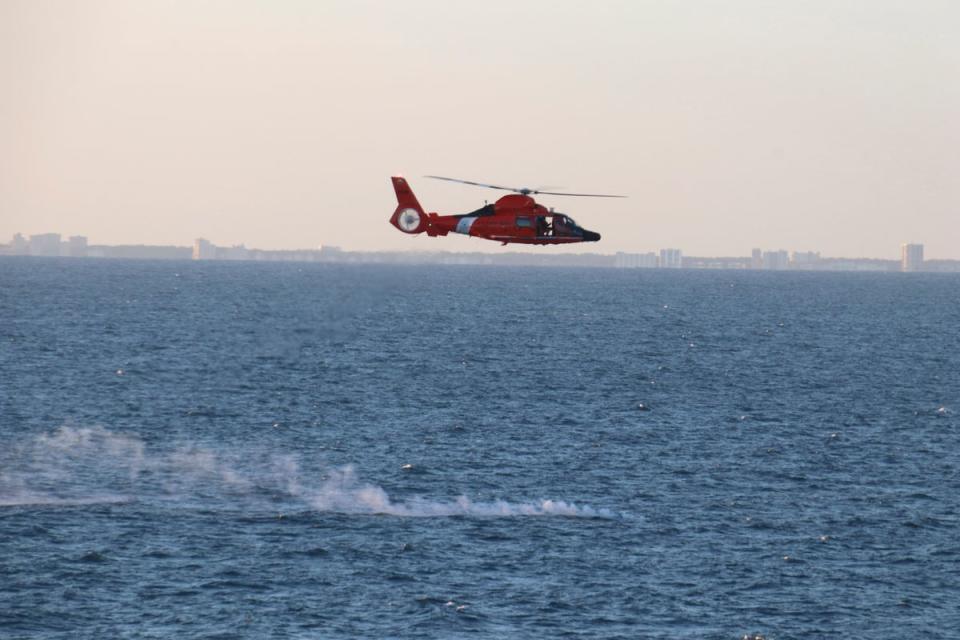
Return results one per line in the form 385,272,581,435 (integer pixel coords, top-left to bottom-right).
2,2,958,257
5,230,959,273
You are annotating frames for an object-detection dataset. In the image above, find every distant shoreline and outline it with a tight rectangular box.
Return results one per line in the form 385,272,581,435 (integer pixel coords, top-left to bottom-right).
3,249,959,273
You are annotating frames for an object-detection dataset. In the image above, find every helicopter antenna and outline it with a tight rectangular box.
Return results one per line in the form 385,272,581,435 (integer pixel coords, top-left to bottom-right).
425,175,627,198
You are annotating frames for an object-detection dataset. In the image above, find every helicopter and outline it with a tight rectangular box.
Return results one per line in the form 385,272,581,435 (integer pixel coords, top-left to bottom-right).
389,175,625,245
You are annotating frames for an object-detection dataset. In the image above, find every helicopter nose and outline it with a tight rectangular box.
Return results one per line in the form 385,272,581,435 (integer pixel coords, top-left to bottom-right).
582,230,601,242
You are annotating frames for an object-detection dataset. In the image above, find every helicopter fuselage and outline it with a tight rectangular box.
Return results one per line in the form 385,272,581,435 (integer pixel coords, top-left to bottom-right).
389,177,601,245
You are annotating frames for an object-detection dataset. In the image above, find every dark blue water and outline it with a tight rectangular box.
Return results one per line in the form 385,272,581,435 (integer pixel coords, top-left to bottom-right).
2,257,958,639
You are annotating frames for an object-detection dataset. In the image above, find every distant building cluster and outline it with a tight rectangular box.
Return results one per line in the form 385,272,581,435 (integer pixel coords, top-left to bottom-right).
191,238,343,262
2,232,958,272
616,246,805,270
0,232,192,260
613,249,683,268
2,232,89,258
614,252,658,268
613,243,955,272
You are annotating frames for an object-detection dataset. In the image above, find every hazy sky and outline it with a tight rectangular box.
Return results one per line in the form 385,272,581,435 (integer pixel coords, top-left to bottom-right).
2,0,958,257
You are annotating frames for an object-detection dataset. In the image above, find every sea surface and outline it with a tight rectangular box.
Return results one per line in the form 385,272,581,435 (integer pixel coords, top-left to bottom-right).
1,257,958,639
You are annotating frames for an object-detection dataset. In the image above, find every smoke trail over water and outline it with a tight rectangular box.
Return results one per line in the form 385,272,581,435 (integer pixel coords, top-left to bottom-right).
0,426,615,518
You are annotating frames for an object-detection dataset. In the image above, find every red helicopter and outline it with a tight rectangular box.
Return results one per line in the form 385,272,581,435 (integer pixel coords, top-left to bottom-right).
388,175,625,245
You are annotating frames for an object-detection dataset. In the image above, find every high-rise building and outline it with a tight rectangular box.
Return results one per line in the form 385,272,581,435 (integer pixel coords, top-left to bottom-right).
67,236,88,257
751,248,763,269
659,248,682,268
10,233,28,255
901,243,923,272
29,233,62,256
762,250,789,270
193,238,216,260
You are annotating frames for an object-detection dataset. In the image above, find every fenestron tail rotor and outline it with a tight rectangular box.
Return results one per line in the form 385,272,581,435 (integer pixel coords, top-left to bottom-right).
424,175,627,198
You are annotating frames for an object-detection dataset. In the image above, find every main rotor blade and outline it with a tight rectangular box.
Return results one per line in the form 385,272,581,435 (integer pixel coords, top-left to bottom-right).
425,175,628,198
533,190,627,198
424,175,517,192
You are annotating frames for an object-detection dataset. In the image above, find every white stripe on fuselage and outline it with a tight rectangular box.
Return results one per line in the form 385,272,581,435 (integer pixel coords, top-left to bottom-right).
455,217,477,234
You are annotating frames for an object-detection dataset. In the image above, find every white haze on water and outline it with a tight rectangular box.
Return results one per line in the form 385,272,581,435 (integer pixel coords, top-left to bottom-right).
0,426,615,518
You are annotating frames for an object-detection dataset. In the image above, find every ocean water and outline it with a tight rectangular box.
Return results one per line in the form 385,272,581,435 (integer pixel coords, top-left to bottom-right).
1,257,958,639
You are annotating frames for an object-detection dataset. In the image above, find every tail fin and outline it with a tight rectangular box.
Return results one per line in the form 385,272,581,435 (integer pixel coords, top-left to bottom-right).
391,177,424,214
389,176,428,234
